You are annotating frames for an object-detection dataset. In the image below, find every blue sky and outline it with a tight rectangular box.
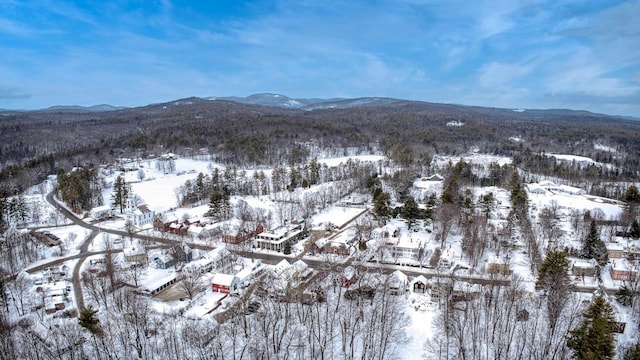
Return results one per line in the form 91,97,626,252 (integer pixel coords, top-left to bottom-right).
1,0,639,116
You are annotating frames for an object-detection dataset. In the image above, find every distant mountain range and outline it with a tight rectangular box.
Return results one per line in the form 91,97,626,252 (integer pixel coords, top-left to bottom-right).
2,93,636,120
208,93,636,121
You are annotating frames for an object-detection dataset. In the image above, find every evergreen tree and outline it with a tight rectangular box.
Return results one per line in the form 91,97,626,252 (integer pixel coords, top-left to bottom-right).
536,250,573,329
624,185,640,203
624,341,640,360
614,286,634,307
400,196,420,229
629,219,640,239
288,166,299,190
111,175,129,214
358,240,367,251
57,167,102,211
78,306,100,332
424,193,437,219
509,171,528,212
308,157,320,185
441,176,459,204
582,221,609,266
461,189,475,220
195,172,205,198
479,192,495,218
206,190,230,220
7,196,28,225
567,296,616,360
373,191,391,223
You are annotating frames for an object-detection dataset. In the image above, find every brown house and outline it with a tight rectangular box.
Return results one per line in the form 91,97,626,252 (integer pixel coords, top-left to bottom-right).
169,222,188,236
154,213,178,232
223,224,264,244
610,261,638,281
312,240,350,256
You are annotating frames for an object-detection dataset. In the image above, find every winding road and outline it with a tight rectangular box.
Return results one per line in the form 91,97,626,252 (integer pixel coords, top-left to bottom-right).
26,191,216,311
27,190,610,315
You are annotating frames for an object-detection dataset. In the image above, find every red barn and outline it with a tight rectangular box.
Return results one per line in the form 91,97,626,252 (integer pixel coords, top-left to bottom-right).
211,273,239,294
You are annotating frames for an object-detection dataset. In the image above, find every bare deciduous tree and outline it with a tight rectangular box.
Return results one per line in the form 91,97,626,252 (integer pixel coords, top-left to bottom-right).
436,203,459,248
177,263,202,301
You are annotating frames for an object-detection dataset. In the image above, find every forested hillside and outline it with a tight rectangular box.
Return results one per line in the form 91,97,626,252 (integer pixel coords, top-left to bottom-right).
2,97,640,196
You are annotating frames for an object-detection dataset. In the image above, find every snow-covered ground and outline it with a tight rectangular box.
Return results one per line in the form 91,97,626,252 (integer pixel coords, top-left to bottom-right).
528,184,623,220
5,152,639,359
311,206,366,230
547,153,596,164
431,153,512,169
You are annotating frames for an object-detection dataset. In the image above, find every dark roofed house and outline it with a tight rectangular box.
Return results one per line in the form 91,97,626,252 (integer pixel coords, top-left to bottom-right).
411,275,428,294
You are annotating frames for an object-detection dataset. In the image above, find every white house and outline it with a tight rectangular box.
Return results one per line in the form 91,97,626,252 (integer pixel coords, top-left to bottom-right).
255,224,305,252
127,204,154,228
388,270,408,295
123,242,148,265
124,192,154,228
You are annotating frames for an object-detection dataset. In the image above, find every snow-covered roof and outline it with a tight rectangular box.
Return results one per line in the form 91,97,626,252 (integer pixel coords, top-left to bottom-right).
343,266,356,280
423,174,444,181
273,259,290,275
526,184,547,194
611,259,637,271
159,213,178,223
257,224,303,241
292,260,308,273
236,268,252,281
314,237,329,248
211,273,237,286
410,275,428,285
91,205,112,213
391,270,408,282
572,259,596,269
606,243,624,251
138,204,152,214
140,270,177,292
43,280,70,296
538,180,556,187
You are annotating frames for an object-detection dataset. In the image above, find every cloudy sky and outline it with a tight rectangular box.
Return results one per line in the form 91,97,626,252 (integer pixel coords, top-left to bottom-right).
1,0,639,116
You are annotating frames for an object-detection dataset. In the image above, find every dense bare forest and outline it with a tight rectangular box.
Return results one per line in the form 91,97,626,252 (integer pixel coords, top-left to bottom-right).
2,97,640,196
1,96,640,359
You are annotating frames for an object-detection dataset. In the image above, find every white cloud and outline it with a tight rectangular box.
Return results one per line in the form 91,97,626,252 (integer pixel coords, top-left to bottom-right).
478,62,534,88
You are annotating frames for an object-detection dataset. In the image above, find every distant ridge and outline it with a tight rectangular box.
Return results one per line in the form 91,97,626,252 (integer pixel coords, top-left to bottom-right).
4,93,636,121
209,93,404,110
209,93,328,109
205,93,631,121
38,104,127,112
